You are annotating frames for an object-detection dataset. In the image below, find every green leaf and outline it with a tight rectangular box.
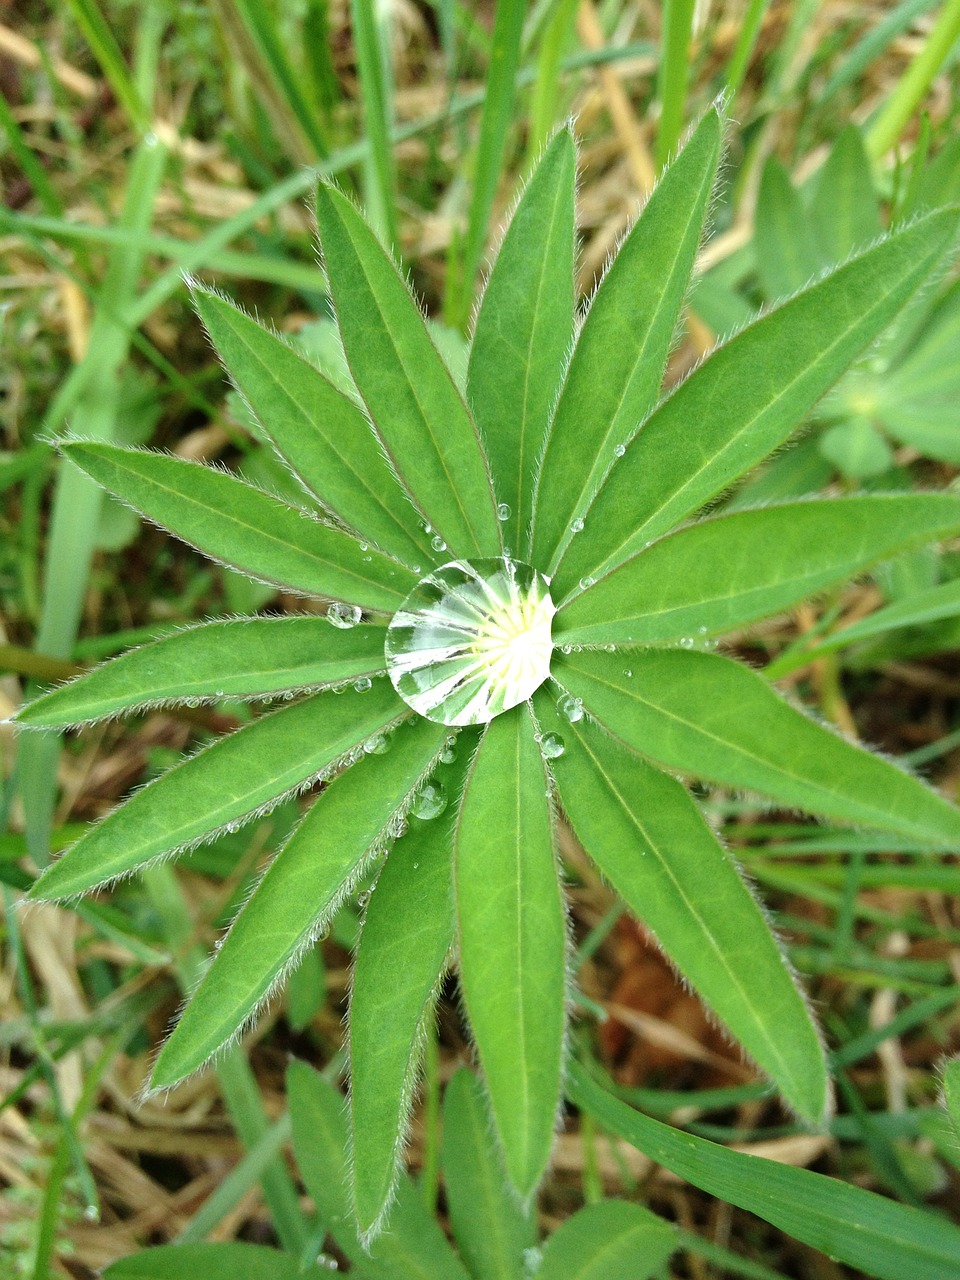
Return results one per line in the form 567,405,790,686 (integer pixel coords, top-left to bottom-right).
441,1069,535,1280
454,706,566,1197
536,1199,677,1280
810,125,882,265
192,286,429,566
467,126,576,554
754,157,822,298
569,1061,960,1280
31,682,404,900
944,1058,960,1137
150,716,449,1088
103,1243,305,1280
556,648,960,847
351,748,468,1233
16,617,389,726
555,207,960,595
535,692,829,1122
63,442,415,614
554,494,960,643
288,1061,469,1278
531,106,722,572
819,418,894,478
315,181,500,560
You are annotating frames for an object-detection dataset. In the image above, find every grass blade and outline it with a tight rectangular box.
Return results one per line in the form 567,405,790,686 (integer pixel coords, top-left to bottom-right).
62,443,416,614
349,0,398,249
455,706,565,1197
30,682,405,899
569,1061,960,1280
656,0,696,166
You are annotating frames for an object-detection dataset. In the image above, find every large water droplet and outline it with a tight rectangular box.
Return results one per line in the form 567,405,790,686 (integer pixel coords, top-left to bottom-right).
363,731,391,755
328,601,362,629
558,694,584,723
385,558,555,726
412,780,447,820
540,732,565,759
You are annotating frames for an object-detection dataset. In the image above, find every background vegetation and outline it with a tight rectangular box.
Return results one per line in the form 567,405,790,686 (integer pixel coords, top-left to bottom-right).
2,0,960,1276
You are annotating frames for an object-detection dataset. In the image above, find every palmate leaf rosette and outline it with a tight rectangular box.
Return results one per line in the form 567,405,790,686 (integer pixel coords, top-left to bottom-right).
18,108,960,1233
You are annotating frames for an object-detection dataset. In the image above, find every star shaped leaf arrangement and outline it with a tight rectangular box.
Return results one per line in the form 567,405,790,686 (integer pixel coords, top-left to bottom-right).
18,107,960,1234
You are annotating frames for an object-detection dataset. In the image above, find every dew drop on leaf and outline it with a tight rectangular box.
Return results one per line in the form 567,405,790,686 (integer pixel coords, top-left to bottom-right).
540,732,565,759
385,557,555,725
363,731,391,755
354,676,372,692
570,517,584,533
431,534,447,553
558,694,584,723
327,601,362,629
579,576,594,590
412,780,447,820
497,502,511,521
614,443,626,458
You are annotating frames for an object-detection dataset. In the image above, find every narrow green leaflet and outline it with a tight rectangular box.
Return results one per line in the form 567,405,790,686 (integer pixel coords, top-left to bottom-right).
103,1243,305,1280
16,618,389,726
569,1062,960,1280
288,1061,469,1278
441,1069,536,1280
769,577,960,672
554,494,960,642
150,716,449,1089
810,125,882,265
192,286,430,566
351,753,468,1232
30,682,404,900
536,1200,677,1280
315,181,500,560
63,442,415,613
555,207,960,595
536,692,828,1122
944,1058,960,1137
556,649,960,847
467,126,576,554
455,706,565,1197
754,158,821,298
531,106,722,572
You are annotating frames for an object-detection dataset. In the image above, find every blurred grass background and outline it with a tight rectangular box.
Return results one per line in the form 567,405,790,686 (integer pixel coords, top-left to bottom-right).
1,0,960,1275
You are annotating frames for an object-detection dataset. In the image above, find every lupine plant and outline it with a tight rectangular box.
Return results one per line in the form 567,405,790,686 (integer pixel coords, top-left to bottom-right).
17,105,960,1235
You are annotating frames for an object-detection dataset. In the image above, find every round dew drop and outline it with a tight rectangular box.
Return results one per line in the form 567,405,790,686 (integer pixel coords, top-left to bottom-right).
327,601,362,629
570,517,584,534
540,732,565,759
353,676,372,692
412,780,447,820
558,694,584,723
385,557,555,726
497,503,511,521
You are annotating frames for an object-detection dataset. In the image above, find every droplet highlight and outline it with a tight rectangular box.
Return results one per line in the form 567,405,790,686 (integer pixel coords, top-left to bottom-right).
327,601,362,629
385,558,555,726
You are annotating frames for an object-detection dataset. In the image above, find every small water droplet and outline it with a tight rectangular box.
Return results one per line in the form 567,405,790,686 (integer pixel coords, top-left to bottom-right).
431,534,447,553
680,637,694,649
83,1204,100,1222
614,443,626,458
422,522,433,534
579,576,594,591
363,731,391,755
570,517,584,534
698,625,708,634
412,861,420,870
558,694,584,723
359,542,369,551
540,732,565,759
439,736,458,764
497,502,511,521
354,676,372,692
328,601,362,629
317,1253,340,1271
357,890,371,908
560,644,572,655
412,780,447,820
623,668,633,678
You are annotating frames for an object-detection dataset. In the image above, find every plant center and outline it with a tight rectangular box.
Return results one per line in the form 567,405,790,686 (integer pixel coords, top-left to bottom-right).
385,557,555,726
